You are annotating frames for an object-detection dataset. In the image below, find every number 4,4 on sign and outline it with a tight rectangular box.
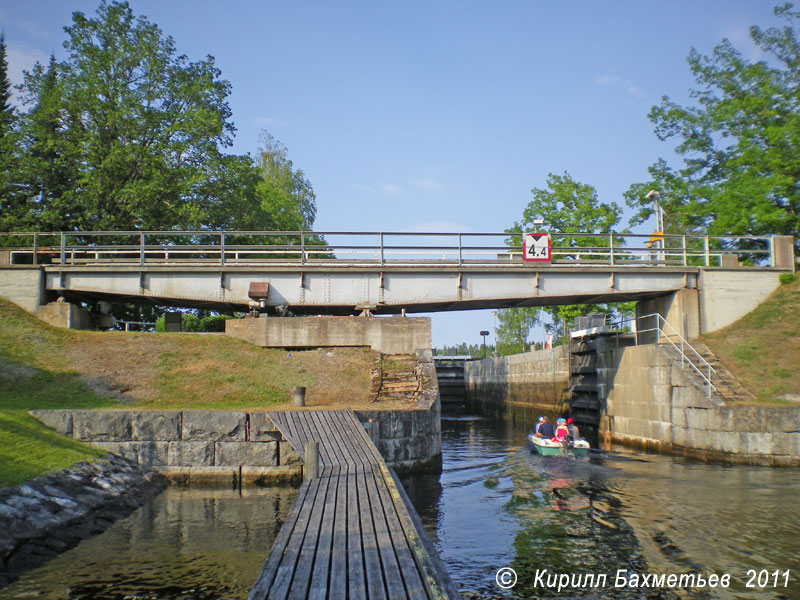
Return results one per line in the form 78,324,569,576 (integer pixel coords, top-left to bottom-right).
523,233,551,262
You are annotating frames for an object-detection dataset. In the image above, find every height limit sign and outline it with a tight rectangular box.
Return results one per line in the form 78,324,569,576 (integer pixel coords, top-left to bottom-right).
523,233,552,262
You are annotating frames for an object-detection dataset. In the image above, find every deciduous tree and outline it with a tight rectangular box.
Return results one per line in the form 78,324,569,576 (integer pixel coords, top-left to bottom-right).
626,4,800,252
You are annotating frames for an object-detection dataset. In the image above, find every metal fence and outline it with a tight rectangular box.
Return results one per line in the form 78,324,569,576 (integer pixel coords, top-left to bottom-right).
0,230,780,268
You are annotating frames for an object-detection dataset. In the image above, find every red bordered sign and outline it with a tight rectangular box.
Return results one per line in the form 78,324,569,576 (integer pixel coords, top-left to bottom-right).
523,232,551,262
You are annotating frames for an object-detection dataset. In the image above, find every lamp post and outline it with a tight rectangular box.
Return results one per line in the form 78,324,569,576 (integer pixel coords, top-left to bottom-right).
480,330,490,359
492,310,497,351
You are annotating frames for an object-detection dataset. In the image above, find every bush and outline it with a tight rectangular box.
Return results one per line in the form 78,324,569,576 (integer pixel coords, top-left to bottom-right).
779,273,798,285
156,312,234,332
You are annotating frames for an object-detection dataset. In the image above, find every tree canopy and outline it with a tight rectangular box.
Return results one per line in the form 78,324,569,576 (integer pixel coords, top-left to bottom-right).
625,4,800,251
0,1,317,236
497,172,630,353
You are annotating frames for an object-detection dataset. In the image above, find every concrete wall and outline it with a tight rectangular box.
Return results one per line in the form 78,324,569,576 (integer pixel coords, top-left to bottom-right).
226,316,432,354
698,270,783,334
636,270,784,341
30,405,443,479
601,344,800,465
464,346,570,422
0,267,44,313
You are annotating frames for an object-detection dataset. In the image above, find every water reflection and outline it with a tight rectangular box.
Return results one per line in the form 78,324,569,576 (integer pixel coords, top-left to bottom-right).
1,486,298,600
401,415,800,599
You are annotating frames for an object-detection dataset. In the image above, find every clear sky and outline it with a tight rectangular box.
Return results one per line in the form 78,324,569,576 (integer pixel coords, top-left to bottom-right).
0,1,778,347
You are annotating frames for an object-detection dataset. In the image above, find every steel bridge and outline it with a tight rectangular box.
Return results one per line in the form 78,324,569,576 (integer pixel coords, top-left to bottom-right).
0,230,794,315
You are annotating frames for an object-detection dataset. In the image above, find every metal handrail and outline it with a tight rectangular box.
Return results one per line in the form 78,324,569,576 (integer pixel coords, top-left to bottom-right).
0,230,782,269
611,313,717,399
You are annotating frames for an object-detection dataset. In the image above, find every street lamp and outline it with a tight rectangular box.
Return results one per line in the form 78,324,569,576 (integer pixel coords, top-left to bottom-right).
492,311,497,350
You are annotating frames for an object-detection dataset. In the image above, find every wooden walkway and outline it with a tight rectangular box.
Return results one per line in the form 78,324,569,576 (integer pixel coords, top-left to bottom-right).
248,409,460,600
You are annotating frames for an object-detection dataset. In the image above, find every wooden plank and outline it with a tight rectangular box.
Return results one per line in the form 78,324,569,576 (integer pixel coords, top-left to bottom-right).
388,468,463,600
347,465,366,599
364,463,407,598
308,465,341,599
328,464,350,598
248,479,313,600
335,410,376,467
289,466,335,600
358,463,388,600
267,476,324,600
370,465,427,599
343,409,384,465
304,411,335,466
328,410,363,465
315,410,356,467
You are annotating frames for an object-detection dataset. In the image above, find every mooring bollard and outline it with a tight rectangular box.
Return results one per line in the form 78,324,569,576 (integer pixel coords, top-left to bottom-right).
304,441,319,479
291,386,306,407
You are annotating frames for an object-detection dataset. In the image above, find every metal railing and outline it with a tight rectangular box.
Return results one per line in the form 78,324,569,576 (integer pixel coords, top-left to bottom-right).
610,312,717,399
0,230,781,268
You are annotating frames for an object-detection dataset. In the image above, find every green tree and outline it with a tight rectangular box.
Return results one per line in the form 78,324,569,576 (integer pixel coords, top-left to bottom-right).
626,4,800,252
500,172,630,348
16,0,235,231
0,34,23,231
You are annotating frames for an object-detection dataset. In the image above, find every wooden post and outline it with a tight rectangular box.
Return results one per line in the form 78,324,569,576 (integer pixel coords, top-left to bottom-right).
291,386,306,407
304,441,319,479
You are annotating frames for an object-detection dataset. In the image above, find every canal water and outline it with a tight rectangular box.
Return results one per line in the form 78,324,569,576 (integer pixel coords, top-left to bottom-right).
3,413,799,599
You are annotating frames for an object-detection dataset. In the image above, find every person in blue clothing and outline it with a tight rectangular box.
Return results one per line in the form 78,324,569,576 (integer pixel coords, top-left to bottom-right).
537,416,555,439
534,416,544,435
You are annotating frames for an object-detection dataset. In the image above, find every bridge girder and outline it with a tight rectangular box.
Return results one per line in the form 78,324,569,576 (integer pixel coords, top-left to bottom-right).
43,264,698,314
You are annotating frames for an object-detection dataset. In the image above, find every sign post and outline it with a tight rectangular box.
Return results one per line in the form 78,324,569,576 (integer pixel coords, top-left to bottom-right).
480,330,490,358
523,233,552,262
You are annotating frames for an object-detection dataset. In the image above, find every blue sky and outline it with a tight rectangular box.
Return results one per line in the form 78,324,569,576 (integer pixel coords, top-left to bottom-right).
1,1,777,346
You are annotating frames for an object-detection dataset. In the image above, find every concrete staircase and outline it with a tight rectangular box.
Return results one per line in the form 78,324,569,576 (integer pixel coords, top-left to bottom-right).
659,340,754,404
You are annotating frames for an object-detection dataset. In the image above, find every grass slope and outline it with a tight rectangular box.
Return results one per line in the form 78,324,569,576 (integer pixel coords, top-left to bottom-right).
0,298,374,486
702,276,800,403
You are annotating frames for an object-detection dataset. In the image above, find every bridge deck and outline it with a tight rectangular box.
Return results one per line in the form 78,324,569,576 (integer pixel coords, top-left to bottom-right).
248,409,459,600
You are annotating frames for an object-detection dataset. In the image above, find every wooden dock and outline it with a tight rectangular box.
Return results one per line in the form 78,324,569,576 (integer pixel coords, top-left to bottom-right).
248,409,460,600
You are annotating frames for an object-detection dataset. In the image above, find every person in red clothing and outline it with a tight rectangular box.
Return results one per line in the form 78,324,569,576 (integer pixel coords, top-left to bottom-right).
555,418,569,442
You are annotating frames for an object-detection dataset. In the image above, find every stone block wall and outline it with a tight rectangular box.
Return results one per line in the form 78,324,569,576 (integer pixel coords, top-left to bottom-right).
30,410,303,484
464,346,570,423
601,344,800,465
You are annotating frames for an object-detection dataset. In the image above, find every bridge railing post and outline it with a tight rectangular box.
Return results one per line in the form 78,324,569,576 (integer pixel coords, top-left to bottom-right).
300,231,306,264
139,232,145,265
220,231,226,265
682,235,687,266
609,233,614,266
458,233,462,266
703,236,710,266
379,232,384,265
60,232,66,265
33,233,38,266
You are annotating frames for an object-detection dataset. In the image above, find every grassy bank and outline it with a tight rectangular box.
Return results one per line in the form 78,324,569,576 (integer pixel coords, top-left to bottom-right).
0,298,375,486
702,275,800,403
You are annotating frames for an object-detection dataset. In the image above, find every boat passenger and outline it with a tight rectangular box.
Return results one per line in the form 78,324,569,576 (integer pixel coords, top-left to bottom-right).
555,418,569,442
534,416,544,435
538,416,555,439
567,418,580,440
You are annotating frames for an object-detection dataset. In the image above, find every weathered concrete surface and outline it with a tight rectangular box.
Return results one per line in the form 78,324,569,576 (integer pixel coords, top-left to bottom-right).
697,270,783,335
601,344,800,465
464,346,570,423
0,267,44,313
225,315,432,354
0,454,167,590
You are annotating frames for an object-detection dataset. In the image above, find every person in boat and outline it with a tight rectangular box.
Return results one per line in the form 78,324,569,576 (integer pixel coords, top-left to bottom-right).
555,418,569,443
567,418,580,440
537,416,555,439
534,416,544,435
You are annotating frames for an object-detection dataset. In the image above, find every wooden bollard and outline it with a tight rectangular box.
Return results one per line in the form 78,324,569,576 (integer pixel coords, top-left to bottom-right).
304,441,319,480
291,386,306,407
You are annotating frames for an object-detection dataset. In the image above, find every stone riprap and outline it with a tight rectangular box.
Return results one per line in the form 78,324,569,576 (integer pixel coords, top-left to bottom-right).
0,454,167,590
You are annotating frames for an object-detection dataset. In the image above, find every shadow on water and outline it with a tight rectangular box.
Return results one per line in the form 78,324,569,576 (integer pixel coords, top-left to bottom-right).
400,414,800,599
0,486,298,600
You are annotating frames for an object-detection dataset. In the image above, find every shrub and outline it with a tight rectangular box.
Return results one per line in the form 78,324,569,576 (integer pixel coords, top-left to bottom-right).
779,273,797,285
200,314,233,332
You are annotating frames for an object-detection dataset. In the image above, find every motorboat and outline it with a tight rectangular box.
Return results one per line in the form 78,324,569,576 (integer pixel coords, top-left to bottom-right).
528,433,590,456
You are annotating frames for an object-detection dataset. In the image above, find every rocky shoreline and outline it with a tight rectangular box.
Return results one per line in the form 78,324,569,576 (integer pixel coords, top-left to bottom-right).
0,453,167,590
